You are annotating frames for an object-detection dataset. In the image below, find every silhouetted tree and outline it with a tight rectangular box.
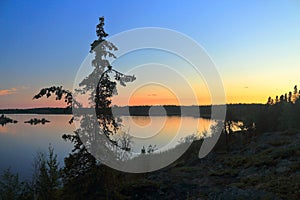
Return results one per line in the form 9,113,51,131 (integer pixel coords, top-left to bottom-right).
284,93,288,102
222,108,236,150
260,84,300,131
147,144,157,154
279,95,284,102
267,96,273,105
34,17,137,199
288,91,292,103
141,146,146,154
33,145,61,200
293,85,298,103
293,85,298,95
0,168,22,200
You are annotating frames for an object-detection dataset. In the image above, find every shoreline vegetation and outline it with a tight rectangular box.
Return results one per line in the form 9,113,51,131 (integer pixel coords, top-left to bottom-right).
1,128,299,199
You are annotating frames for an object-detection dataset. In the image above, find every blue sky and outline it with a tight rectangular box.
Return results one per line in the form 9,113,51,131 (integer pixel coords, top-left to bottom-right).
0,0,300,107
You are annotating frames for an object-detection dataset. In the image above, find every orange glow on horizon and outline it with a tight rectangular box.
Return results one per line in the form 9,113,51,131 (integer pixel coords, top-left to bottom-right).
128,84,180,106
2,82,294,109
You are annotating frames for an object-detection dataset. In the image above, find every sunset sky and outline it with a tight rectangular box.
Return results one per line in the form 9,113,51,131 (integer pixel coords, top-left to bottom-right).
1,0,300,108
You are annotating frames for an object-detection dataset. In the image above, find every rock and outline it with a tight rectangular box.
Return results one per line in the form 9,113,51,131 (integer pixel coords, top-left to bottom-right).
276,166,289,173
238,167,258,178
216,187,280,200
275,159,291,173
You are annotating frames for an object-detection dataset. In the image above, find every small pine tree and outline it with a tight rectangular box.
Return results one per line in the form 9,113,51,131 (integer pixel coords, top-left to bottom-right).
288,91,292,103
34,145,61,200
141,146,146,154
0,168,22,200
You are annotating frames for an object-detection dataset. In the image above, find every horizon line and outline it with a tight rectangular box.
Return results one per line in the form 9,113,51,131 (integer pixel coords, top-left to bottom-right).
0,103,265,110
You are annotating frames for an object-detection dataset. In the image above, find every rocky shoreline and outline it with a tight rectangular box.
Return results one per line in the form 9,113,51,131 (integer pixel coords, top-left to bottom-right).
119,130,300,199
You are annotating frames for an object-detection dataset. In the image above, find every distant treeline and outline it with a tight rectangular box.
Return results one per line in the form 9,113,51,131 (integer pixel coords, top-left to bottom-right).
115,105,212,118
0,107,72,115
225,85,300,132
0,104,263,118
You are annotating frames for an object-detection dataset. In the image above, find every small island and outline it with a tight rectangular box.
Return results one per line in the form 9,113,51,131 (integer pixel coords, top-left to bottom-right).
24,118,50,125
0,114,18,126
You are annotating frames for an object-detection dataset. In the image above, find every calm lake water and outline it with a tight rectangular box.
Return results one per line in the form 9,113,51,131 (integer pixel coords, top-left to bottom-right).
0,114,213,179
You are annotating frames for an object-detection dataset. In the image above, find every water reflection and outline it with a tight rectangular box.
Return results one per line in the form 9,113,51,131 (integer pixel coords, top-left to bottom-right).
0,114,74,180
0,114,213,178
118,116,213,153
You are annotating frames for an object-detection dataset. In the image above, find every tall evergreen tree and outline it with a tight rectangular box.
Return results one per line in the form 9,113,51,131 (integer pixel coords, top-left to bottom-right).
34,17,135,199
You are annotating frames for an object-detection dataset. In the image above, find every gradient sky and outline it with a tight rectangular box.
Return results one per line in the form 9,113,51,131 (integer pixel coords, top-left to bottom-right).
1,0,300,108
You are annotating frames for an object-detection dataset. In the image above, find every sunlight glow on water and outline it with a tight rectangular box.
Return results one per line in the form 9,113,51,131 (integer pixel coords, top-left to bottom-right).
116,116,212,153
0,114,212,179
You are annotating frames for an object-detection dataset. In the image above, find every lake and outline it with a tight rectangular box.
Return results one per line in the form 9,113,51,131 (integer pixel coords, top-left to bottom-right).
0,114,213,179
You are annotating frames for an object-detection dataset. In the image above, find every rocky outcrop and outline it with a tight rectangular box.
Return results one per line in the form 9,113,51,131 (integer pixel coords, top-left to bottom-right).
118,130,300,199
24,118,50,125
0,114,17,126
